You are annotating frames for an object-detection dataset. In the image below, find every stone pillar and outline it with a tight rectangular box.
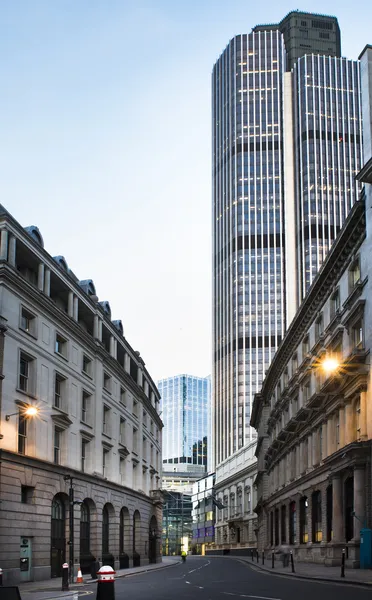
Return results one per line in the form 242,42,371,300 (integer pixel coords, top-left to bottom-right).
344,403,354,445
339,406,345,448
38,263,45,291
44,268,50,296
308,434,313,470
68,292,74,317
0,229,8,260
353,467,365,540
8,235,16,266
327,418,333,456
322,421,328,460
94,315,99,339
359,390,367,440
73,296,78,321
110,336,117,359
332,475,343,542
98,319,102,341
124,353,131,373
137,367,143,388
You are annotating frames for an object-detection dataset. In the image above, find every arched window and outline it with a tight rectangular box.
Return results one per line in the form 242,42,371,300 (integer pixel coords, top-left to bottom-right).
311,491,322,543
300,497,308,543
51,495,66,578
80,502,90,556
102,506,109,554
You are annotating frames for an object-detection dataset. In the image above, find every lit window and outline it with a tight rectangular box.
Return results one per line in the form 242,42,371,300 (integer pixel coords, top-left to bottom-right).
55,333,67,358
20,307,36,335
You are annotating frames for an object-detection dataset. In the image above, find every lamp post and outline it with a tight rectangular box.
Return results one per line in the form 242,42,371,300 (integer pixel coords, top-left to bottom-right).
63,475,81,583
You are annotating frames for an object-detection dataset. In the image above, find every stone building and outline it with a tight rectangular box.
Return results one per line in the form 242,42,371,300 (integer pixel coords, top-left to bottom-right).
211,441,257,553
0,205,163,584
251,44,372,567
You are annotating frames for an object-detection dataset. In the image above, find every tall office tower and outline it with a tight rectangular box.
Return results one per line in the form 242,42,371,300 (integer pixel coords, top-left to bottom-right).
293,55,362,298
158,375,211,471
212,11,362,466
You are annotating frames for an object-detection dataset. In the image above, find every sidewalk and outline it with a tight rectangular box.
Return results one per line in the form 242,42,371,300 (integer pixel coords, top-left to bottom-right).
235,554,372,586
12,557,181,600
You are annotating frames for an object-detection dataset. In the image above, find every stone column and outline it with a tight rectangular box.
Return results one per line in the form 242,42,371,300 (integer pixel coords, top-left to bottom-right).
124,353,131,373
137,367,143,388
308,434,313,470
98,319,103,342
332,475,343,542
73,296,78,321
8,235,16,266
353,467,365,540
359,390,367,440
68,292,74,317
110,336,117,359
44,268,50,296
339,406,345,448
94,315,99,339
327,418,333,456
344,403,354,445
322,421,328,460
0,229,8,260
38,263,45,291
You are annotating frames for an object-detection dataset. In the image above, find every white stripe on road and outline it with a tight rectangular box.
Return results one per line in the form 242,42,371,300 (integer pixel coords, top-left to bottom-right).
241,595,282,600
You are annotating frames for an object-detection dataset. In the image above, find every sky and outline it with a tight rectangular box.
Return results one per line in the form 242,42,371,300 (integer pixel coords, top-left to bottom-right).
0,0,371,383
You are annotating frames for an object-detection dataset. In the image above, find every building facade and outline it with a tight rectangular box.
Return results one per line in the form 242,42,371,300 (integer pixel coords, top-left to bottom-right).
251,45,372,565
212,11,362,466
0,206,163,584
158,374,210,470
191,472,216,554
212,441,257,553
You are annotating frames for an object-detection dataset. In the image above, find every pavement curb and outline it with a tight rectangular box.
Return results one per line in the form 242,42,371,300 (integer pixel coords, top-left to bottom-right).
84,558,182,584
241,558,372,588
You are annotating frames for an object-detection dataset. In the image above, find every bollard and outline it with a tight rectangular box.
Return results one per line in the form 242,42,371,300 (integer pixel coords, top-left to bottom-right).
262,551,264,565
251,549,254,561
61,562,69,591
290,550,295,573
272,551,274,569
256,549,259,563
341,548,345,578
97,565,116,600
0,567,3,586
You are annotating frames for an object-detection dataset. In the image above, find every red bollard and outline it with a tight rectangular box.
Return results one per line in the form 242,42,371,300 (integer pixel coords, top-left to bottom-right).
96,565,115,600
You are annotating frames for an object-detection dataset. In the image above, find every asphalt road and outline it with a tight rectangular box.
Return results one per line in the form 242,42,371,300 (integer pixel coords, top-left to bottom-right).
112,556,372,600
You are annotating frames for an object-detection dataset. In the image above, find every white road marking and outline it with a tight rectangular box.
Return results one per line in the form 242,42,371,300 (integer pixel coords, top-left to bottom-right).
240,595,282,600
185,581,191,584
189,569,196,573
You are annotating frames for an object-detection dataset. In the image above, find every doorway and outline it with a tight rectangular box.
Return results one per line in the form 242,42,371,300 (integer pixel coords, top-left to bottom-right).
51,495,66,578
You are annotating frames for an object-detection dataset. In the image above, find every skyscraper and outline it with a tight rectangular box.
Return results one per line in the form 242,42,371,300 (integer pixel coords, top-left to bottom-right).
158,374,211,471
212,11,362,466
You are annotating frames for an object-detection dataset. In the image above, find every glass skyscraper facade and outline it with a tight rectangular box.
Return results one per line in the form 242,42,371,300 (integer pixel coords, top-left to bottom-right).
158,375,210,469
293,55,362,298
212,11,363,466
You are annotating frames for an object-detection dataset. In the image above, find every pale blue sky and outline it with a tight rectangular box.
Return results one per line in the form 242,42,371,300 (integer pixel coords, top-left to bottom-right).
0,0,371,382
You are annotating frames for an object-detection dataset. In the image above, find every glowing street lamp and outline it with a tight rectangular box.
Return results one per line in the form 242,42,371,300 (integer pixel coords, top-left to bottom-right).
6,405,39,421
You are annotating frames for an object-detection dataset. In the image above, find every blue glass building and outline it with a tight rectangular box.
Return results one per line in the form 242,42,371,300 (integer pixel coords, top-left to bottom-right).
158,375,211,470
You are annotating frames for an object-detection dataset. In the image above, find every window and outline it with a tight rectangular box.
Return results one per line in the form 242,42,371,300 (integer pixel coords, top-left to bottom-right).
55,333,67,358
355,399,361,439
300,497,308,543
133,400,139,418
103,448,109,478
103,372,111,393
143,410,147,427
301,20,307,26
315,314,323,341
54,427,62,464
292,354,298,373
19,352,34,393
81,438,88,472
312,491,322,542
352,318,364,349
331,289,340,316
20,307,36,336
120,457,125,480
21,485,34,504
18,412,27,454
120,387,126,405
335,413,340,447
349,257,361,290
54,373,66,409
302,335,309,356
133,427,138,453
120,417,126,445
303,379,311,403
103,406,110,436
82,354,92,376
81,390,91,424
283,369,289,388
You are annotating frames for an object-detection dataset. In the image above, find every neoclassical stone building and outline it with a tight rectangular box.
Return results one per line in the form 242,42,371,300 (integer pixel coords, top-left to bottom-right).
251,44,372,567
212,441,257,553
0,206,163,584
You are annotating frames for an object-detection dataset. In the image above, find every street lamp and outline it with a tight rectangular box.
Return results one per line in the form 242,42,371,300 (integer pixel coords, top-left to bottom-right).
6,405,39,421
64,475,83,583
321,357,340,375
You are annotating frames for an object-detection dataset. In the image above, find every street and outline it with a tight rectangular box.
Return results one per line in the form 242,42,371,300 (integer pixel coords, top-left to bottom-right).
111,557,372,600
